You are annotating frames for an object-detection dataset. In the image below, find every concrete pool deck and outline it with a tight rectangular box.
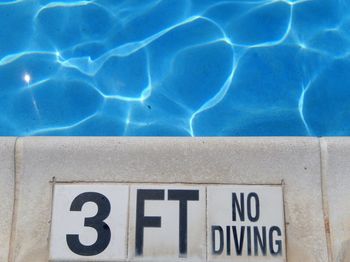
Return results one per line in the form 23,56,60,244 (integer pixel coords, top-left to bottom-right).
0,137,349,261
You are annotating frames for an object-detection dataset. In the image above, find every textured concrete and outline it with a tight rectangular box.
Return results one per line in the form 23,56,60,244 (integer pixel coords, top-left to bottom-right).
0,138,16,262
321,138,350,262
11,137,328,261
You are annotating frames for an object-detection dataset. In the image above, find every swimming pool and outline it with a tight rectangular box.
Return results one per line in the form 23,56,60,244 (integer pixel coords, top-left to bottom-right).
0,0,349,136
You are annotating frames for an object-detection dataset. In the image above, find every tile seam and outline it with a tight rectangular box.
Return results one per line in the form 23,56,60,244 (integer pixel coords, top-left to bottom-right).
47,176,57,261
8,137,20,262
319,138,333,262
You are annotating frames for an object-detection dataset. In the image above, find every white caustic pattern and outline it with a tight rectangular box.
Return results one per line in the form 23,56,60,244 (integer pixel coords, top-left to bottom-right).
23,73,31,84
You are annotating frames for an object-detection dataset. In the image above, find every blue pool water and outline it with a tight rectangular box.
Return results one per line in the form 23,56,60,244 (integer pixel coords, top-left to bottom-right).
0,0,349,136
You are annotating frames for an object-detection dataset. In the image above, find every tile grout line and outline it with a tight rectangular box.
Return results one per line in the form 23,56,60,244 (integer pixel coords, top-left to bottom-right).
126,185,131,261
8,137,20,262
47,176,57,261
205,186,208,262
319,138,333,262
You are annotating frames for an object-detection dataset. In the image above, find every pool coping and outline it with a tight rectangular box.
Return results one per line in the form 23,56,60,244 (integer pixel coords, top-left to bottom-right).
1,137,348,261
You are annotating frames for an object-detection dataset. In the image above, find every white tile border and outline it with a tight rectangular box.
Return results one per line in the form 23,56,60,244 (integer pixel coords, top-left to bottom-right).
2,137,341,261
47,182,287,262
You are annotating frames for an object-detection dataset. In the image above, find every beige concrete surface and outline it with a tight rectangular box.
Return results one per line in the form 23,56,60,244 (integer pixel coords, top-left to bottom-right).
10,137,328,261
321,138,350,262
0,138,16,262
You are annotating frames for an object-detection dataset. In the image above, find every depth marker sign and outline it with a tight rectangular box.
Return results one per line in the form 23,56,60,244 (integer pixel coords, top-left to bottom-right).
50,184,285,261
207,185,285,261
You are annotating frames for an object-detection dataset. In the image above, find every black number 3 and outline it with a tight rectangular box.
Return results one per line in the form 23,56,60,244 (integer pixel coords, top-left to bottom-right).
66,192,111,256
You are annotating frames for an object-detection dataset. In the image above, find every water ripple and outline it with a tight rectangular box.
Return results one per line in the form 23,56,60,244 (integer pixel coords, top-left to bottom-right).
0,0,349,136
